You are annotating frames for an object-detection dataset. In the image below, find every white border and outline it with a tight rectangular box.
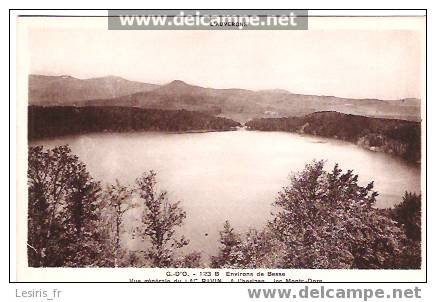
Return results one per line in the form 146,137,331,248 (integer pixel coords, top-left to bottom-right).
9,7,428,284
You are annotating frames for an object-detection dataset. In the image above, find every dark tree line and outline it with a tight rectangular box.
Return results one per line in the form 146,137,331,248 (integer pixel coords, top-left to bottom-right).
28,106,241,140
245,111,421,162
27,146,421,269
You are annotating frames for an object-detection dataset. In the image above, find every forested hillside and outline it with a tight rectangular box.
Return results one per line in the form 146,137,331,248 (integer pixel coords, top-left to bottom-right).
28,106,241,140
245,111,421,163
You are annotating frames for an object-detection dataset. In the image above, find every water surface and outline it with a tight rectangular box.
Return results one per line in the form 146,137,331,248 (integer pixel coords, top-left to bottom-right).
33,130,421,256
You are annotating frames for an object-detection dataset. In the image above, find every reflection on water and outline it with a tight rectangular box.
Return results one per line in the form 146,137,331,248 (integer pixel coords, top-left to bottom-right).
32,130,421,256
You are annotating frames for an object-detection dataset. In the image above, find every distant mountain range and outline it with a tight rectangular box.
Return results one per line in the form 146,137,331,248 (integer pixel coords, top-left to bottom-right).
29,74,421,122
29,75,158,104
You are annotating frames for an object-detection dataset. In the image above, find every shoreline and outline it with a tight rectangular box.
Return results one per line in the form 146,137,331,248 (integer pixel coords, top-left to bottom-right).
28,127,241,142
245,127,421,166
29,126,420,167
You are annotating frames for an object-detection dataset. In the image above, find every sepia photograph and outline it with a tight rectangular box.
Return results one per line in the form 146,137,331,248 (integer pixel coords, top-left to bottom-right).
13,10,426,282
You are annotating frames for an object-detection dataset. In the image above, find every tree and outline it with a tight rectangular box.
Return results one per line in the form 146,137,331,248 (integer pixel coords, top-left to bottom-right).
210,221,241,268
390,192,421,269
101,181,137,267
174,251,202,268
211,221,281,268
391,192,421,241
135,171,189,267
269,161,406,269
28,145,104,267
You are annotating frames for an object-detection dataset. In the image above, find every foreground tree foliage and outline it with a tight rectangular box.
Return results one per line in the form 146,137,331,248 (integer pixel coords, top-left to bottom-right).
391,192,421,242
211,161,421,269
28,146,420,268
211,221,283,268
271,161,407,269
28,145,105,267
100,181,137,267
389,192,422,269
28,145,195,267
135,171,190,267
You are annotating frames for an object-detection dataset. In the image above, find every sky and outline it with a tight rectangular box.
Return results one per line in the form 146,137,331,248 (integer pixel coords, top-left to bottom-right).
28,27,422,100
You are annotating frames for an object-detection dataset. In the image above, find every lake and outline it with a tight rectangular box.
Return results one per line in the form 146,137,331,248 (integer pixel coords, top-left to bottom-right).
32,129,421,257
